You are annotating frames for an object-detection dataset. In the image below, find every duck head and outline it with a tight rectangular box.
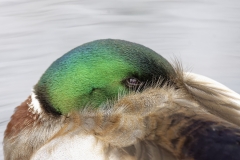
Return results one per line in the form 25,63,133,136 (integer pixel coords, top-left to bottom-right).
35,39,175,115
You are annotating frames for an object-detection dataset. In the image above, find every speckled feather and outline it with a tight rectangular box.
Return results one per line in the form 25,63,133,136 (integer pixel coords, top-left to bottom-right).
4,65,240,160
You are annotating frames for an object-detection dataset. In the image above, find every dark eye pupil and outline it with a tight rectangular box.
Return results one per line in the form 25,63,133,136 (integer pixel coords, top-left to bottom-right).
129,78,137,84
126,77,141,87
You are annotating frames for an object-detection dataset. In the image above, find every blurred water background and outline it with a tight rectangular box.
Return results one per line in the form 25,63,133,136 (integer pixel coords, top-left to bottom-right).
1,0,240,159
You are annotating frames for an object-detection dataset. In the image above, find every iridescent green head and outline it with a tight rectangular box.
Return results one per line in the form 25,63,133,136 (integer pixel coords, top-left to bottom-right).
35,39,175,115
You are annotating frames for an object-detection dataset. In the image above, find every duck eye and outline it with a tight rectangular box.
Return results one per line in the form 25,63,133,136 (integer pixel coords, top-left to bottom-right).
125,77,142,88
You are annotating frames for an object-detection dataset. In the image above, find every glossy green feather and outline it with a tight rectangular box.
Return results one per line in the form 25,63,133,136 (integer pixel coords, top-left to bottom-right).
35,39,175,114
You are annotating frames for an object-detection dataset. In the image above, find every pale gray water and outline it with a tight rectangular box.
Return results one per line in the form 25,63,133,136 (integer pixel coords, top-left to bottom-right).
1,0,240,159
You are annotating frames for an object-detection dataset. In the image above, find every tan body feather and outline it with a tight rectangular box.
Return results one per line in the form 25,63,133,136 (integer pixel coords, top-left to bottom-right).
4,65,240,160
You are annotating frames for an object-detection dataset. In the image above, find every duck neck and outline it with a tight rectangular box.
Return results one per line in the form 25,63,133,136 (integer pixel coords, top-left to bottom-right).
3,89,65,160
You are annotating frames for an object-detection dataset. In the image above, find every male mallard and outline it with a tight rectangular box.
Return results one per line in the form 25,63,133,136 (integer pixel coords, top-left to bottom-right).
4,39,240,160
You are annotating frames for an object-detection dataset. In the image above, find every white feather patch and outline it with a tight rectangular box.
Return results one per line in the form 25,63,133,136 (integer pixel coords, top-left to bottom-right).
30,135,115,160
184,72,240,105
28,90,42,114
